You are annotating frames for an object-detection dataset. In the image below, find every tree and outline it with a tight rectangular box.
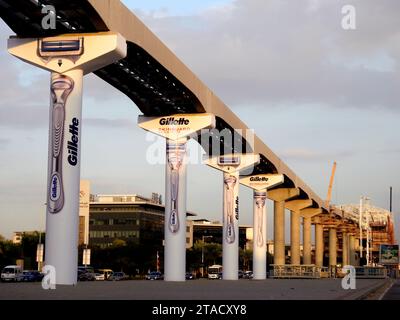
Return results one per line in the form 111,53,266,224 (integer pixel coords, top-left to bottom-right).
0,239,21,267
112,239,127,247
239,248,253,271
20,232,42,269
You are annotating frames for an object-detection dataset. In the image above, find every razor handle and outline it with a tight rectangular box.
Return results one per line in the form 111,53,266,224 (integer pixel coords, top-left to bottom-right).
47,75,74,213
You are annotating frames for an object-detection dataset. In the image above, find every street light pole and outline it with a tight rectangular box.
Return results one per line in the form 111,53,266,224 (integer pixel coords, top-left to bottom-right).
201,235,212,278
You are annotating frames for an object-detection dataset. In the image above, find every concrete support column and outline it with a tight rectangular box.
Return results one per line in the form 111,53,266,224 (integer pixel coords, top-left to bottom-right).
349,235,356,266
315,224,324,267
290,210,301,265
45,70,83,285
342,232,349,266
274,201,285,265
303,217,312,265
222,171,240,280
164,139,187,281
252,190,267,280
329,228,337,267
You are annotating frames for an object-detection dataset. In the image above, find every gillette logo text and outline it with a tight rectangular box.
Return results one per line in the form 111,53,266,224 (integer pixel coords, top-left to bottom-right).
50,174,60,201
250,177,269,182
67,118,79,166
159,117,189,125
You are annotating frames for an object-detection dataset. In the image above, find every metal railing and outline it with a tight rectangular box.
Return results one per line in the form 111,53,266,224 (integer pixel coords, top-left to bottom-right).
354,266,387,279
269,265,390,279
270,265,322,279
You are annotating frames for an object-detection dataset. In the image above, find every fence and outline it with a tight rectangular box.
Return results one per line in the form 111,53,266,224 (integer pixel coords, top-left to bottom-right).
270,265,322,279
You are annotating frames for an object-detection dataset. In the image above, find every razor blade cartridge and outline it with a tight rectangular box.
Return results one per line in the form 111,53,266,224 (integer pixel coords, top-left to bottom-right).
218,156,240,166
39,38,83,57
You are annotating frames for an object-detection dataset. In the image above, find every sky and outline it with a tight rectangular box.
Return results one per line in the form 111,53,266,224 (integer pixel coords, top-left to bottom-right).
0,0,399,243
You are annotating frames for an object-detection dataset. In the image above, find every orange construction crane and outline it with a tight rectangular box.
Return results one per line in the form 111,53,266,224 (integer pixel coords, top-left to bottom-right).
325,161,337,209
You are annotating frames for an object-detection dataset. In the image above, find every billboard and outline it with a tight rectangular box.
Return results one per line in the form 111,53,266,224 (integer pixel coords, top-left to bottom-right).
379,244,399,265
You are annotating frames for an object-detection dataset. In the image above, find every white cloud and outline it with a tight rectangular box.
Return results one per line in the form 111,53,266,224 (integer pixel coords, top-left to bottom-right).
136,0,400,110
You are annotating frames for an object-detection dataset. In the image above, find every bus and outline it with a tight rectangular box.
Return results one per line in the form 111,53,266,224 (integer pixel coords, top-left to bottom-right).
208,265,222,279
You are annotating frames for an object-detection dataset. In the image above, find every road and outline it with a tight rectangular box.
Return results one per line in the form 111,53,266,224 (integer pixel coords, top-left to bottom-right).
0,278,391,300
382,280,400,300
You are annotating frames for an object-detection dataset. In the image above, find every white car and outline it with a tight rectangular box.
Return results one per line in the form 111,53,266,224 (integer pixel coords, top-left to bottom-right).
94,273,105,281
1,265,23,282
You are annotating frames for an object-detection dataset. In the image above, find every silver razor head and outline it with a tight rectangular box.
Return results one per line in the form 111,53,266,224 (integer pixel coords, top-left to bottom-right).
224,175,237,190
218,156,240,166
38,38,83,58
254,191,266,209
167,142,186,170
166,142,186,153
51,76,74,90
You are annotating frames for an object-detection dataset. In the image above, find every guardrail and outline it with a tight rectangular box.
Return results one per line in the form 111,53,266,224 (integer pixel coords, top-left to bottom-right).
270,265,389,279
269,265,322,279
354,266,387,279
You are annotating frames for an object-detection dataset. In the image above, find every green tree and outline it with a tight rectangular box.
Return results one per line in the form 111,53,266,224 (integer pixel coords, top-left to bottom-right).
239,248,253,271
112,239,127,247
20,232,43,269
0,239,21,267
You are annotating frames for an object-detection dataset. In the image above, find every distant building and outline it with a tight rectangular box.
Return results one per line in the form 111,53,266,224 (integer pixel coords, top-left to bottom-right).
12,231,42,244
190,219,252,249
79,180,90,245
89,193,195,249
339,203,396,264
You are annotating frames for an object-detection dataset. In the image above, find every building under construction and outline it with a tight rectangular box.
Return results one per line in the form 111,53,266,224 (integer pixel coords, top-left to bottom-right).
338,203,396,265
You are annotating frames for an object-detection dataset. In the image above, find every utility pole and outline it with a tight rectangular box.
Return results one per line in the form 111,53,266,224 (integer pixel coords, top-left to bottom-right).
366,202,370,266
390,186,393,213
201,235,212,278
359,197,363,259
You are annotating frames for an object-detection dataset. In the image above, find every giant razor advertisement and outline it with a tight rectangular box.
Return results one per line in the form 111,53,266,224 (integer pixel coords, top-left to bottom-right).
166,141,186,233
223,174,238,244
254,191,267,248
164,139,187,281
47,74,74,213
45,69,83,285
222,171,239,280
205,153,259,280
8,32,127,285
253,190,267,279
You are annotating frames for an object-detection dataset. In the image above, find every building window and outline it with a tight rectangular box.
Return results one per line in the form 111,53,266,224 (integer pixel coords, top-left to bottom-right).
186,237,190,244
186,226,190,233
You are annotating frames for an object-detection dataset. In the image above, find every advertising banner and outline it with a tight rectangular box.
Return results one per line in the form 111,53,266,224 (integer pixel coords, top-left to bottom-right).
379,244,399,265
138,113,215,141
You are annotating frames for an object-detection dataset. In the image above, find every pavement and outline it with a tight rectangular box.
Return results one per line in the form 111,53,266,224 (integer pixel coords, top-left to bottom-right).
382,280,400,300
0,278,393,300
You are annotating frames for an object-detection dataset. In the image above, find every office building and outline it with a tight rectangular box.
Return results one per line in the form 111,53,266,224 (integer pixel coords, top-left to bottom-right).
89,193,195,249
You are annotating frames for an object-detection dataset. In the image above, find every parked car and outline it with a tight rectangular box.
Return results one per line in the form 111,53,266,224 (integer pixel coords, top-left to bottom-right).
94,273,105,281
78,271,96,281
78,266,94,274
108,272,128,281
145,271,163,280
243,271,253,279
238,270,244,278
96,269,113,280
208,265,223,279
22,270,44,282
1,265,23,282
185,272,195,280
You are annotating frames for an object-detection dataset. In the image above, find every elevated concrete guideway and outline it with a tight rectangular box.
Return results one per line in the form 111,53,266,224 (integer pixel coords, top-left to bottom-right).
0,0,326,210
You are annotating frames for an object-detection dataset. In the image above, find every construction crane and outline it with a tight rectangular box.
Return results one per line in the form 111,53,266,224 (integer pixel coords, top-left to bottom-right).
325,161,337,209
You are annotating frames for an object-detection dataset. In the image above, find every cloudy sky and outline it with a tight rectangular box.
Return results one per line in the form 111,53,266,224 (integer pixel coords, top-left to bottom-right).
0,0,399,243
